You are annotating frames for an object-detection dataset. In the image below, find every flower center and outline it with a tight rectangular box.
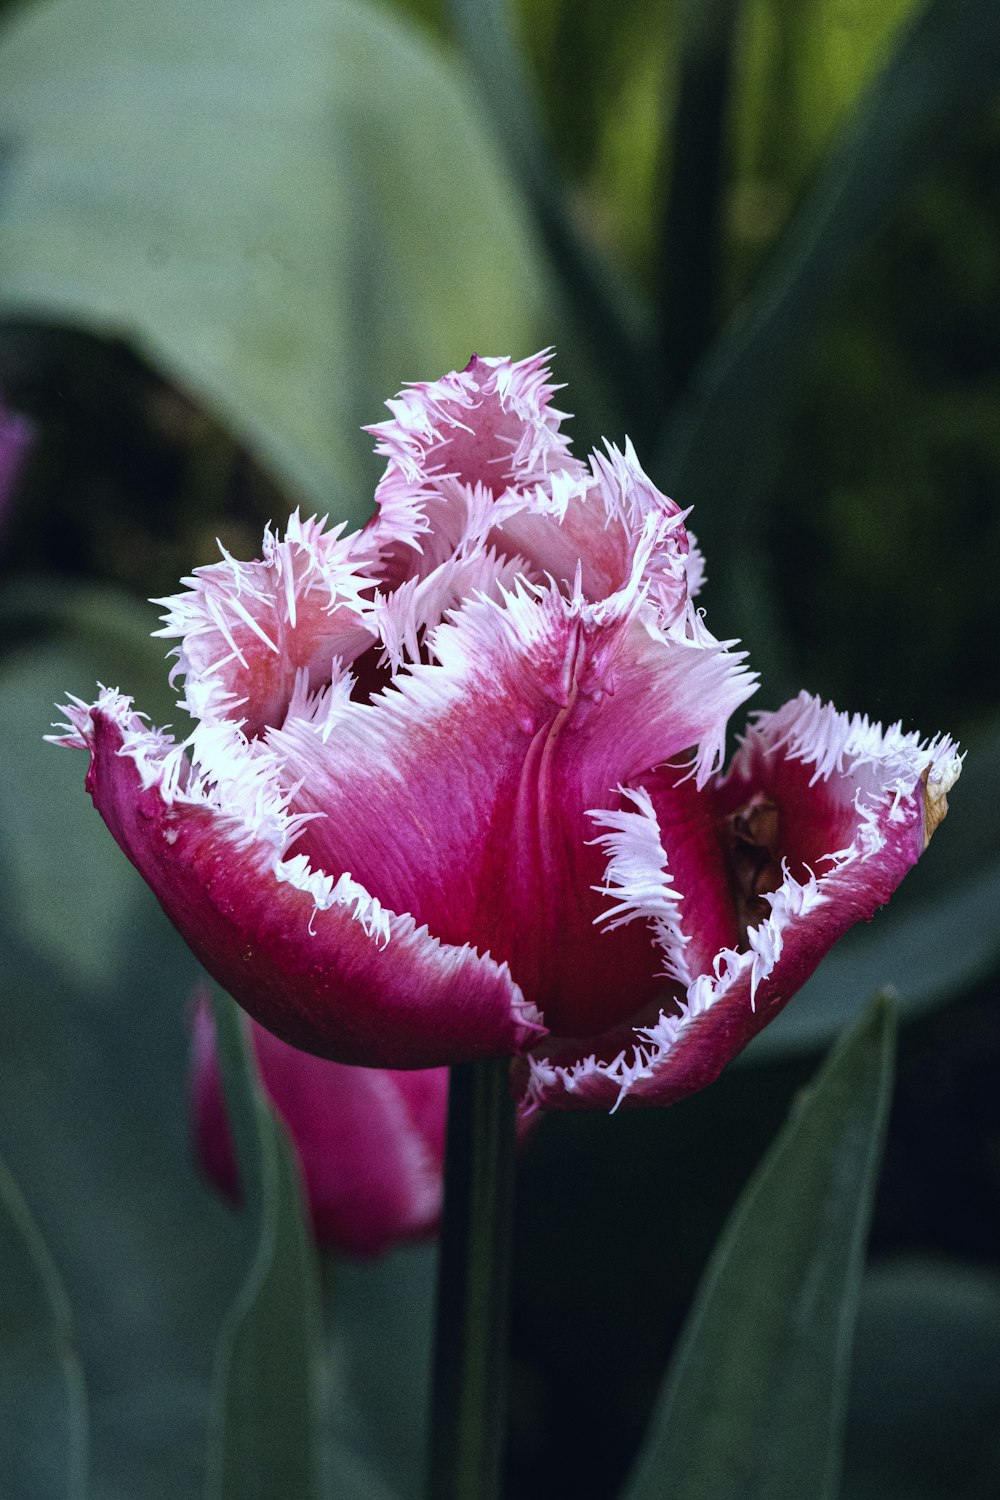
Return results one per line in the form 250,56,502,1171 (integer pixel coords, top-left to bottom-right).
725,794,784,942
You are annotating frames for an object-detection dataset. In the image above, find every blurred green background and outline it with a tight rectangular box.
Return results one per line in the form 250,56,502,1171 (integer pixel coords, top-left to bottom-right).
1,0,999,1496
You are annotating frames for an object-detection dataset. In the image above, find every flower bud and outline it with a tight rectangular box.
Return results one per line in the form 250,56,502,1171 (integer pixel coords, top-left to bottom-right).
190,995,447,1256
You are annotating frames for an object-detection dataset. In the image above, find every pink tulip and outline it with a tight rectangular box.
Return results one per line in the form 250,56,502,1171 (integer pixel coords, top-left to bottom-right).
190,996,446,1256
54,352,960,1109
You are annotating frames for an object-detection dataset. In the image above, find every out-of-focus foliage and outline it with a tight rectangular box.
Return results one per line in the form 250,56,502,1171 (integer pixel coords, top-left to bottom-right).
205,994,324,1500
0,1154,87,1499
625,998,895,1500
0,0,554,522
729,0,918,285
770,125,1000,729
0,0,999,1495
845,1259,1000,1499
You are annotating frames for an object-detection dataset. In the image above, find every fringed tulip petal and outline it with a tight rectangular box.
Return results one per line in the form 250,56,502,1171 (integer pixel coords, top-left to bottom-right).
491,440,700,628
524,693,962,1110
368,350,582,518
154,512,379,735
55,691,539,1067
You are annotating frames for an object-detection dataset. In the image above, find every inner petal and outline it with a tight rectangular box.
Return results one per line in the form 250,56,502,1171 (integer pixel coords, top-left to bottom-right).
432,379,537,491
469,721,664,1040
708,726,866,950
156,515,377,737
641,763,743,976
266,590,754,1040
282,680,664,1042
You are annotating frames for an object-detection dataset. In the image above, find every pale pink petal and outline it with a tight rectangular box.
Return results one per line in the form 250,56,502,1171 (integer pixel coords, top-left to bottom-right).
55,690,538,1068
491,440,699,628
154,511,379,735
525,693,961,1110
371,544,531,672
265,580,755,1039
587,786,693,990
364,353,705,658
363,351,585,601
367,350,581,522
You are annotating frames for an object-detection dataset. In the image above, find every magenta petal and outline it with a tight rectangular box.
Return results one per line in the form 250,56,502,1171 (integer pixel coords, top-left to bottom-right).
65,693,538,1068
526,693,961,1110
267,582,754,1038
191,998,448,1256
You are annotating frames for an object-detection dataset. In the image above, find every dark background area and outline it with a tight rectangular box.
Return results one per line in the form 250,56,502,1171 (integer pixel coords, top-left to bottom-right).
1,1,998,1496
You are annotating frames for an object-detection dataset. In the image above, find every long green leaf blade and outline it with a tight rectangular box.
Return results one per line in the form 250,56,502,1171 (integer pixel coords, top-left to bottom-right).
657,0,1000,665
655,0,740,392
445,0,659,437
205,993,323,1500
623,994,896,1500
0,1154,87,1500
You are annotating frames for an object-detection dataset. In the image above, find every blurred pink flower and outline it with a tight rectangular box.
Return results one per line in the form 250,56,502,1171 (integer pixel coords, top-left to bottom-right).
0,395,33,534
190,995,446,1256
55,352,961,1109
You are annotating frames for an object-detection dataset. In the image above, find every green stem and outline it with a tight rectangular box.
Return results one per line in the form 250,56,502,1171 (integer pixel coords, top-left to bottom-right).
427,1057,517,1500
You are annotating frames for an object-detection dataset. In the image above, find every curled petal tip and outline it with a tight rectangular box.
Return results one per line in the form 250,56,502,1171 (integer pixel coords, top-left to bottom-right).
921,748,962,849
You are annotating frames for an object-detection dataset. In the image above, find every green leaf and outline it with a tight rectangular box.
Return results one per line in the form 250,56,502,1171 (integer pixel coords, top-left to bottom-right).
0,0,552,520
655,0,740,390
657,0,1000,673
327,1245,437,1500
623,995,896,1500
0,578,180,727
0,1153,87,1500
843,1260,1000,1500
444,0,659,438
0,586,176,987
205,993,324,1500
0,617,236,1496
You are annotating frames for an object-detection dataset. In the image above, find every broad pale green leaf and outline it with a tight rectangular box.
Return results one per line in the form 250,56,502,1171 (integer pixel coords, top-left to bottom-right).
656,0,1000,668
206,993,324,1500
0,584,176,986
0,1154,87,1500
623,996,895,1500
0,0,552,519
0,617,237,1497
